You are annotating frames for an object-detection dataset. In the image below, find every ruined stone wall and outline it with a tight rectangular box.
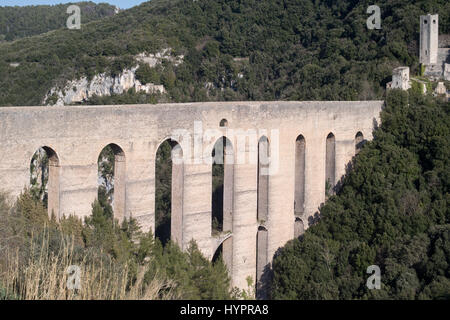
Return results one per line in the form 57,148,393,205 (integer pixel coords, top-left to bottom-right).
0,100,383,289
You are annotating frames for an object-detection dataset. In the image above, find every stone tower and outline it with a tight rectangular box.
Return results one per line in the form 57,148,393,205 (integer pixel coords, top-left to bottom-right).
420,14,439,65
386,67,411,91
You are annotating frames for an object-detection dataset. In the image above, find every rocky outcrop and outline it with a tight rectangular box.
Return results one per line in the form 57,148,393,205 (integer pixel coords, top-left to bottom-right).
44,67,165,106
44,50,183,106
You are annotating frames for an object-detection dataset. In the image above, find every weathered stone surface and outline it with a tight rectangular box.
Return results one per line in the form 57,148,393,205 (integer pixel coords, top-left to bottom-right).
0,100,383,290
420,14,439,65
44,67,165,106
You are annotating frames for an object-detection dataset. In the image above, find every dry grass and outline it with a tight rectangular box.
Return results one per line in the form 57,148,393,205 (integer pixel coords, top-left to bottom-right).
1,227,179,300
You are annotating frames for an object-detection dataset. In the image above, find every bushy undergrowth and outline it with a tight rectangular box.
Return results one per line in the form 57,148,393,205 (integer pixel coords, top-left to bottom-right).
0,190,235,300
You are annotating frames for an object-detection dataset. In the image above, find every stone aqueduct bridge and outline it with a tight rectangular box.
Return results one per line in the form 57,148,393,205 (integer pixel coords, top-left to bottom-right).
0,101,383,290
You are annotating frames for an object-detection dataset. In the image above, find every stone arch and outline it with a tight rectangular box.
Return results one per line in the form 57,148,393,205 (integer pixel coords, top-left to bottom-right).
294,217,305,238
97,143,126,222
212,243,223,264
30,146,60,219
294,134,306,216
257,136,269,223
325,132,335,197
211,136,234,272
211,232,233,264
355,131,365,154
219,119,229,127
155,138,184,247
256,226,268,299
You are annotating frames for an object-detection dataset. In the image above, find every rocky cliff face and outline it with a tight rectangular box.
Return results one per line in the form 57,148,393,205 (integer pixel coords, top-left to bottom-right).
44,67,165,106
44,50,183,106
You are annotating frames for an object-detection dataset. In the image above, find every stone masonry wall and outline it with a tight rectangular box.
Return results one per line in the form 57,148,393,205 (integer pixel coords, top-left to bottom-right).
0,100,384,289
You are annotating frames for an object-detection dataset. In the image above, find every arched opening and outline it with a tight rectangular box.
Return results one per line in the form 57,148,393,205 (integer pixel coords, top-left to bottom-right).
355,132,365,154
211,234,233,268
256,226,268,299
30,146,60,218
325,133,335,197
212,243,223,264
211,137,234,234
294,217,305,238
212,136,233,272
219,119,228,127
155,139,184,247
294,135,306,216
97,143,126,223
257,136,269,223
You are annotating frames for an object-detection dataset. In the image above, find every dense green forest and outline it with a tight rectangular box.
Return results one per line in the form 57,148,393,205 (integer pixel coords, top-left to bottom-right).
0,2,117,42
271,90,450,300
0,0,449,106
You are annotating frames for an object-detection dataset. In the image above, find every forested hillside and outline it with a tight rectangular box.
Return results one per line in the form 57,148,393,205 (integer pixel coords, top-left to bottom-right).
0,0,449,106
0,2,117,42
271,90,450,300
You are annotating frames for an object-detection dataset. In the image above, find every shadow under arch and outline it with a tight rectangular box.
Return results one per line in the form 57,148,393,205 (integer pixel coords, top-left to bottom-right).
257,136,269,223
212,243,223,264
219,118,229,127
155,138,184,247
294,134,306,217
256,225,269,299
212,232,233,264
97,143,126,222
325,132,336,197
211,136,234,273
30,146,60,219
355,131,366,154
294,217,305,238
256,135,271,299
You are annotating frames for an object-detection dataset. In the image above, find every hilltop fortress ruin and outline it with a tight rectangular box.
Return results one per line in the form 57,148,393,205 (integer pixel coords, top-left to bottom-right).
420,14,450,80
387,14,449,100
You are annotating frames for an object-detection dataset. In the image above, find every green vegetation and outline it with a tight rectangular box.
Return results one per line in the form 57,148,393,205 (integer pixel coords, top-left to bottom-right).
0,2,116,42
0,190,235,299
85,89,160,105
155,140,173,246
136,63,162,85
29,148,49,206
0,0,449,106
271,90,450,300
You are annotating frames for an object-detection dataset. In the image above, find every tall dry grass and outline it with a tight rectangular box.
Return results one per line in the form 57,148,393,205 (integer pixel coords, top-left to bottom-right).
1,227,179,300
